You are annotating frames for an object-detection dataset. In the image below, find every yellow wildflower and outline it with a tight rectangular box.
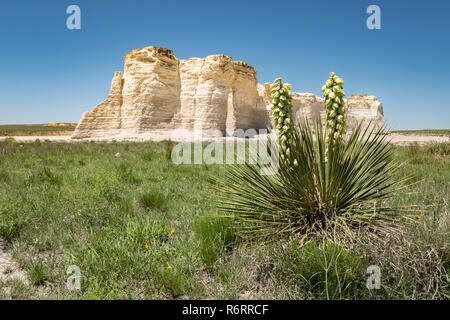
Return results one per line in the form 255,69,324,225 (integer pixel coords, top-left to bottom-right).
170,229,175,235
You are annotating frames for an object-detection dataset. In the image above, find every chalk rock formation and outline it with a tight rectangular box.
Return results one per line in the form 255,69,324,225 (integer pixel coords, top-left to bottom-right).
72,46,384,140
73,71,124,138
345,95,384,128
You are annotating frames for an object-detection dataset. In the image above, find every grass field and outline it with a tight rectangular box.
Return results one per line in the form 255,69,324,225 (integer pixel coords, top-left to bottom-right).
0,124,76,136
0,139,448,299
391,129,450,136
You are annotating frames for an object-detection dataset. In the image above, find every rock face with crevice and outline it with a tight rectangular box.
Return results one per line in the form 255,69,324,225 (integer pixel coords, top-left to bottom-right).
72,46,384,140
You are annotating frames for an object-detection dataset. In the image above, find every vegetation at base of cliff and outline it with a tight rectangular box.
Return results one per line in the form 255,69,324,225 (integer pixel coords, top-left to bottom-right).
0,139,448,299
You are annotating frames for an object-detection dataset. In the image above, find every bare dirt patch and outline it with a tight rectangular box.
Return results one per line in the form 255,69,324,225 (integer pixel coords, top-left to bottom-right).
389,133,449,145
1,133,448,145
0,239,27,284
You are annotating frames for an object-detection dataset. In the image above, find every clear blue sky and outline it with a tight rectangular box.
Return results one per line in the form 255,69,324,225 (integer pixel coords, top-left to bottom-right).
0,0,449,130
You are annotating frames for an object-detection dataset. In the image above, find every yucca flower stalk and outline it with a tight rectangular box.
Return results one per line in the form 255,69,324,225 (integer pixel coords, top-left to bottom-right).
270,77,293,161
322,72,346,158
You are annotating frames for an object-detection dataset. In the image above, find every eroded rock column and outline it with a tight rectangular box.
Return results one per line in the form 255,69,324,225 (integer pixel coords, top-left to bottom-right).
120,47,181,133
193,55,235,134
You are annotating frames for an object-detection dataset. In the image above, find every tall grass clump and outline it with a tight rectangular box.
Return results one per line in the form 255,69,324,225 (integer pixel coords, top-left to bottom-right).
217,75,413,241
139,191,166,210
272,238,367,299
193,215,236,268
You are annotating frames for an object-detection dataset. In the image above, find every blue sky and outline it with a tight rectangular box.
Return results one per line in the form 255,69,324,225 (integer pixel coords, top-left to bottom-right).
0,0,449,130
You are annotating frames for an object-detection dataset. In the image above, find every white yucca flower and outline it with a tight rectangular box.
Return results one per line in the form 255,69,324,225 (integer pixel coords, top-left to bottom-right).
322,72,346,159
270,77,293,162
335,78,344,85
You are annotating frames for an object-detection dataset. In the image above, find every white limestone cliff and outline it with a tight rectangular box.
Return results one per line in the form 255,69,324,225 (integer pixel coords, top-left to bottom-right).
72,46,384,140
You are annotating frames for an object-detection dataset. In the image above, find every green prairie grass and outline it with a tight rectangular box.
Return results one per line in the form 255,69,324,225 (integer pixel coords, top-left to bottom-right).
0,139,448,299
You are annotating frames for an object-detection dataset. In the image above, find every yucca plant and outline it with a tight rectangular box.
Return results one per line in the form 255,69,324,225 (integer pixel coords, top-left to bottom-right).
216,119,413,240
215,70,416,241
